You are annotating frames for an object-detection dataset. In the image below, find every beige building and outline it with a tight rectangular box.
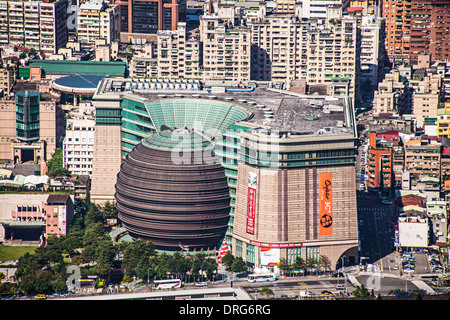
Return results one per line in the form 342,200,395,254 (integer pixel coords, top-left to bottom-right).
129,43,158,79
157,22,201,79
411,74,443,128
0,91,64,164
77,0,120,46
373,70,410,116
248,13,308,84
306,7,360,101
404,137,441,180
199,14,251,84
0,65,15,96
232,127,359,270
0,0,69,54
90,88,123,203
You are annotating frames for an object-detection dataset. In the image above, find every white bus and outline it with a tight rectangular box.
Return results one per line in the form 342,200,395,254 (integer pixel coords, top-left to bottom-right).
248,273,277,283
153,279,182,289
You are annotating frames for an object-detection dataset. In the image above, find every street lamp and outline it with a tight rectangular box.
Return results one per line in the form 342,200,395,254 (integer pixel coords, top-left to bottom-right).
341,256,347,289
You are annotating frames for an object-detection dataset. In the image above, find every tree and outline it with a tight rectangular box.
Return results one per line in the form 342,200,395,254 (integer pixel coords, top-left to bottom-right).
93,240,116,277
352,284,370,297
259,286,273,299
292,257,305,274
279,258,292,276
34,271,53,293
221,252,234,268
46,148,69,178
121,239,156,277
231,257,247,273
319,255,332,274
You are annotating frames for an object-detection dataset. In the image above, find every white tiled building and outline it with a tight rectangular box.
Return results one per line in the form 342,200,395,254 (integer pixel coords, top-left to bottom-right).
63,118,95,177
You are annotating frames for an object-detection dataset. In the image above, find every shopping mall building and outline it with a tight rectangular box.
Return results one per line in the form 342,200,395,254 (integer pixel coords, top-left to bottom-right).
90,78,359,270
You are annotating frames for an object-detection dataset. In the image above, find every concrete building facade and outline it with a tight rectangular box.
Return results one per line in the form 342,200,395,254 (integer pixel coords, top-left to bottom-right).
0,0,69,54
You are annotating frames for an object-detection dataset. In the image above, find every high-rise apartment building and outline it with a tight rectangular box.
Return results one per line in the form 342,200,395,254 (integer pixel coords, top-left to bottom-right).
157,22,201,79
0,0,68,54
411,73,443,127
249,5,361,101
77,0,120,46
300,0,350,19
63,118,95,177
249,13,308,84
383,0,450,64
306,6,361,101
199,14,251,83
360,15,387,90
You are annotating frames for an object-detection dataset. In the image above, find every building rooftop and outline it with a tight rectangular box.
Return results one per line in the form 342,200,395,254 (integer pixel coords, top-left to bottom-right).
29,60,127,77
93,78,356,138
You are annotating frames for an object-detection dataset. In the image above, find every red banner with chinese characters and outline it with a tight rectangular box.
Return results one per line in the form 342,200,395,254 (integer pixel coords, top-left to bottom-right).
246,187,256,234
319,172,333,236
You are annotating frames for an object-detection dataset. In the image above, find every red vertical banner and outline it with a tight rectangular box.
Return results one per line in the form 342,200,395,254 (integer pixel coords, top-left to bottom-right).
319,173,333,236
246,187,256,234
246,172,257,235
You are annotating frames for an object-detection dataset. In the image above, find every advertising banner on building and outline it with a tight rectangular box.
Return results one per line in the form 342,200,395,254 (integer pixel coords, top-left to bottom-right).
260,247,280,266
319,172,333,236
58,205,67,236
246,172,257,235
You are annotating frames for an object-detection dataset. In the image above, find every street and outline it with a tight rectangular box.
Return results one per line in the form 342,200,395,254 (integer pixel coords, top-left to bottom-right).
357,192,396,266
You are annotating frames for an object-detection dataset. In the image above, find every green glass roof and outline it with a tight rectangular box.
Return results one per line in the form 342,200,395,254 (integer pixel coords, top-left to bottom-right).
143,129,214,152
28,59,126,76
145,99,251,136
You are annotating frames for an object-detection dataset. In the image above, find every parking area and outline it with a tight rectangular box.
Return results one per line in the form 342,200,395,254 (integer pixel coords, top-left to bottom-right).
395,251,445,276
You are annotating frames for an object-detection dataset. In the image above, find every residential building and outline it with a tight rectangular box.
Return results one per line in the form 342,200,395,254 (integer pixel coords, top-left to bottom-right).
0,65,15,97
381,0,412,64
199,14,251,84
129,44,158,78
305,6,361,101
383,0,450,65
438,115,450,138
366,143,393,190
63,118,95,177
411,73,443,127
373,70,411,116
157,22,201,79
0,0,69,54
248,13,308,84
404,137,442,182
359,14,387,91
300,0,350,19
76,0,120,46
43,194,74,237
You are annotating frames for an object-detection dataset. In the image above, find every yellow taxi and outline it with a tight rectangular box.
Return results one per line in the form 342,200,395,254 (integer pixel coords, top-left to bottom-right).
35,294,47,300
321,290,333,297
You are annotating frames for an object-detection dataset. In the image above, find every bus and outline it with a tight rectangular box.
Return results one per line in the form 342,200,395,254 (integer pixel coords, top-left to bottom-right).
248,273,277,283
153,279,182,289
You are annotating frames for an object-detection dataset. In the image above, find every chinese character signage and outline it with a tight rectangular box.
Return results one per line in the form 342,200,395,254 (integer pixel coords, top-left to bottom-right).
246,172,257,235
319,172,333,236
